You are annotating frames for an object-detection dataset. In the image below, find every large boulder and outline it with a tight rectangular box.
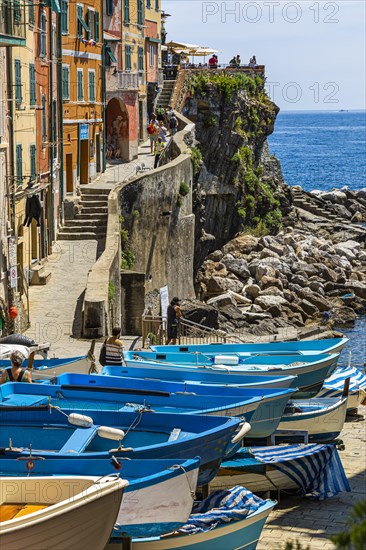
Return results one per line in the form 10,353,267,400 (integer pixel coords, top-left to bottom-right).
222,235,259,256
255,295,288,310
223,258,251,280
300,299,318,316
260,276,284,291
181,300,219,328
245,284,261,300
207,293,236,308
255,263,277,282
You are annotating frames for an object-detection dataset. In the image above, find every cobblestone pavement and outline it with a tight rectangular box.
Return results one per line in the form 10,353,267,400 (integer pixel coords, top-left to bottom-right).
257,406,366,550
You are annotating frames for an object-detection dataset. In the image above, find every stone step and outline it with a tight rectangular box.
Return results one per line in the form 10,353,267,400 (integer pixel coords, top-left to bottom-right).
81,206,108,214
60,224,107,234
64,218,105,227
80,200,108,208
57,231,104,241
80,186,111,196
76,212,108,220
29,264,52,286
80,194,109,202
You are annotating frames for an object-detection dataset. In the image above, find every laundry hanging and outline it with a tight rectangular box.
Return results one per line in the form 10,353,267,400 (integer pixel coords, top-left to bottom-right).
23,195,42,227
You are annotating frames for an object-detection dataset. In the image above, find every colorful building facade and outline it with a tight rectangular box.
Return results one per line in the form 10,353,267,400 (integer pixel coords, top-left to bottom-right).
145,0,162,116
61,0,104,192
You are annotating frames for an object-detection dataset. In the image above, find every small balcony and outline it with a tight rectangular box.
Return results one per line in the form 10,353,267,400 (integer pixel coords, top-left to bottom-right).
0,0,26,46
117,71,139,91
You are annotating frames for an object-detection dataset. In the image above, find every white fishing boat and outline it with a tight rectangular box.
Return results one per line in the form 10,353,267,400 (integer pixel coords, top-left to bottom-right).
0,475,128,550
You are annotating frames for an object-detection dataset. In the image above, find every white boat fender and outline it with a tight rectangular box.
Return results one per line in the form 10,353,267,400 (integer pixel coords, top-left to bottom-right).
214,355,239,366
68,413,94,428
97,426,125,441
231,421,251,444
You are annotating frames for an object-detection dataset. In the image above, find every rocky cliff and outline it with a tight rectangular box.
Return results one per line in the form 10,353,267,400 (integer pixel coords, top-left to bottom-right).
177,70,292,272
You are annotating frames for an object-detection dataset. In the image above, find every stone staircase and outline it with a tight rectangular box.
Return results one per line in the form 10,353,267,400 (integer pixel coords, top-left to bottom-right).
58,187,110,241
157,79,176,109
292,188,346,224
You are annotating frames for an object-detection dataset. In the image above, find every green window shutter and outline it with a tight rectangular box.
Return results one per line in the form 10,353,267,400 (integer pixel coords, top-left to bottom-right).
62,66,69,99
51,100,57,143
155,0,158,11
61,0,68,33
138,47,144,71
146,0,151,9
137,0,143,25
94,11,99,42
77,4,83,36
29,64,36,106
30,145,37,180
106,0,113,16
40,12,47,56
42,95,47,142
16,145,23,185
14,0,21,24
77,70,84,101
14,59,22,107
125,45,131,70
105,45,117,65
89,71,95,102
29,0,35,24
86,9,94,39
124,0,129,22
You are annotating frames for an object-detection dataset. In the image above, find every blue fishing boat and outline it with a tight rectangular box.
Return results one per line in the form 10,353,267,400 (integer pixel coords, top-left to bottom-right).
0,407,245,485
107,486,276,550
120,351,339,397
152,337,348,355
0,355,94,379
0,456,200,538
103,367,297,390
317,365,366,411
211,444,351,500
0,374,297,438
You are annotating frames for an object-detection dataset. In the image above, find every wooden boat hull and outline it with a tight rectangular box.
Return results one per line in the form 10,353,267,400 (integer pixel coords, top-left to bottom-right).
278,397,348,440
0,476,126,550
107,501,275,550
0,457,200,538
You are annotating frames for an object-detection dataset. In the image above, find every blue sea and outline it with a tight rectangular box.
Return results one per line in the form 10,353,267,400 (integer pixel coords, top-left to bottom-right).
268,110,366,191
268,110,365,369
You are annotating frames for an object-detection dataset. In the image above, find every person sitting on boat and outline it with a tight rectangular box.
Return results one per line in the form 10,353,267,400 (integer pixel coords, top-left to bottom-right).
166,297,183,345
105,327,125,366
0,351,32,384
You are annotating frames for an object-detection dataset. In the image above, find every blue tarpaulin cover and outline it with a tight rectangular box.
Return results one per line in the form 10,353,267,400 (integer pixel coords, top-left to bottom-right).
317,366,366,398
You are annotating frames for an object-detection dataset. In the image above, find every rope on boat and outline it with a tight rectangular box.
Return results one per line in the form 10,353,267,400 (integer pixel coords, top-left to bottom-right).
168,464,196,499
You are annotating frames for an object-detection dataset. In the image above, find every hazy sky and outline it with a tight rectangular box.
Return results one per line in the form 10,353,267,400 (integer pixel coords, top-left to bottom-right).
163,0,366,111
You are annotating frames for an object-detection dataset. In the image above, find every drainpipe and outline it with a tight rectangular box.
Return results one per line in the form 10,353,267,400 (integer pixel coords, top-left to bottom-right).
5,47,15,232
57,8,64,211
102,41,106,173
49,8,54,245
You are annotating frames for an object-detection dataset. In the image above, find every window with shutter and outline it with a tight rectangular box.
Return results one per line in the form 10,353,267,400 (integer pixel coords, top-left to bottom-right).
29,0,34,25
40,12,47,57
138,47,144,71
29,64,36,106
125,45,131,71
77,4,83,37
62,65,70,99
86,9,95,39
94,11,99,42
30,145,36,180
61,0,68,34
88,71,95,102
14,0,21,24
155,0,159,11
124,0,129,22
14,59,22,108
16,145,23,185
106,0,113,16
77,70,84,101
42,95,47,143
137,0,143,25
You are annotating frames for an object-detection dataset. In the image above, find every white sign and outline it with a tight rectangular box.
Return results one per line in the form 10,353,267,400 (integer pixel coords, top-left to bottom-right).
10,265,17,289
8,236,17,267
160,286,169,329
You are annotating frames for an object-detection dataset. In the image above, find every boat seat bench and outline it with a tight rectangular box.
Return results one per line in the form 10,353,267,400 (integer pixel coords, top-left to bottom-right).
59,426,97,454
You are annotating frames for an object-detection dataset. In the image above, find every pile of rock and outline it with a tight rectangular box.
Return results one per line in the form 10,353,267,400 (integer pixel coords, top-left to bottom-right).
310,187,366,222
195,227,366,336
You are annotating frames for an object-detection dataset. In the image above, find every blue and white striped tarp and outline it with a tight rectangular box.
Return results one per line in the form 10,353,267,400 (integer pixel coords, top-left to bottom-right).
178,486,269,535
253,443,350,500
318,366,366,399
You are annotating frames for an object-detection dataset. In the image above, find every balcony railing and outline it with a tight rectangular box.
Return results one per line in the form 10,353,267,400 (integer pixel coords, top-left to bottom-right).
0,0,26,46
117,71,139,91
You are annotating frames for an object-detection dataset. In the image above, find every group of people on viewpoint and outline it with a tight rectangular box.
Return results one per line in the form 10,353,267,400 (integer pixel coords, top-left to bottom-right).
176,53,257,70
147,106,178,169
